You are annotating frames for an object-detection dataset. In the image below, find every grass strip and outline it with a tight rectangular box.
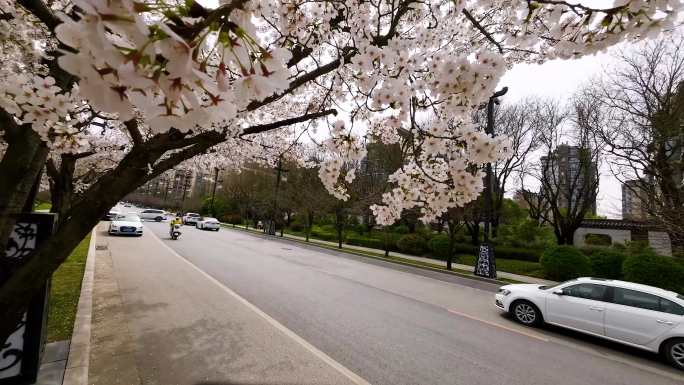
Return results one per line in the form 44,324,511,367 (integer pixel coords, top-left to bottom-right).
47,233,91,342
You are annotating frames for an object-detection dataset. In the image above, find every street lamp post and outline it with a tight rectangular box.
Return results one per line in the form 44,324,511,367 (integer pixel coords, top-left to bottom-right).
269,157,288,236
210,167,220,218
475,86,508,279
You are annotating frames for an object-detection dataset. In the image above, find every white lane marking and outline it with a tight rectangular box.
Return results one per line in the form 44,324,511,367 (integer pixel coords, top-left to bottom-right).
447,308,550,342
146,228,372,385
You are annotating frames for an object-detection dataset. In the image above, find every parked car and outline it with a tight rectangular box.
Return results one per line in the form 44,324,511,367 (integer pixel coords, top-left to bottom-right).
182,212,201,225
196,217,220,231
495,277,684,369
108,214,143,236
139,209,167,222
103,209,121,221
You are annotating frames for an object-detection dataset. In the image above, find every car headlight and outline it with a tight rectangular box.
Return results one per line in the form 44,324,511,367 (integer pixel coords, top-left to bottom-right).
497,289,511,296
111,225,118,229
137,227,143,231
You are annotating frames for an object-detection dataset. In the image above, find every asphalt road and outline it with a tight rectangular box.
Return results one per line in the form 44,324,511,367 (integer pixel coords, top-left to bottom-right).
142,221,684,385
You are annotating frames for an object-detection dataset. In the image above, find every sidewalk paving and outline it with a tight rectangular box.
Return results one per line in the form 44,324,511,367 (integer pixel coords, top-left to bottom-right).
87,223,358,385
229,225,555,285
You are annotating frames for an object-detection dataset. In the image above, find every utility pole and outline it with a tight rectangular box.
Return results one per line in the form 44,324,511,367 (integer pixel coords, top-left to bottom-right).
475,86,507,279
269,157,288,236
210,167,219,217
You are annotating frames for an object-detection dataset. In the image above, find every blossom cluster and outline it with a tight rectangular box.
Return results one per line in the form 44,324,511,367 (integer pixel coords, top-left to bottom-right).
54,0,292,133
318,120,367,200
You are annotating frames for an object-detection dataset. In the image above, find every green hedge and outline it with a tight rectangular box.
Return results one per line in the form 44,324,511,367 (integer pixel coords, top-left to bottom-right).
397,234,427,255
540,245,592,281
588,249,625,279
428,235,452,260
623,250,684,294
346,235,384,250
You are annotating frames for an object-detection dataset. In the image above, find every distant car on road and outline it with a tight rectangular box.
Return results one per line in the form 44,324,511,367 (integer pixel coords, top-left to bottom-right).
139,209,166,222
104,209,121,221
196,217,220,231
496,277,684,370
108,214,143,236
182,212,201,225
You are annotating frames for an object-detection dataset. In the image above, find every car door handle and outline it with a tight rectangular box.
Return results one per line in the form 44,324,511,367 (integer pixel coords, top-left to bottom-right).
657,319,674,325
589,306,604,312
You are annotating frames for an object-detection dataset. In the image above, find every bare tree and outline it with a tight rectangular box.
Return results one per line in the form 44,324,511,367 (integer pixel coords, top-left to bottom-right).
490,99,543,237
583,35,684,250
521,99,600,245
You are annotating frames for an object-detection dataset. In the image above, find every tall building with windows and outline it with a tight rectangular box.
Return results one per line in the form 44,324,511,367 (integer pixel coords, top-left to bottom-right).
622,179,650,221
540,144,598,215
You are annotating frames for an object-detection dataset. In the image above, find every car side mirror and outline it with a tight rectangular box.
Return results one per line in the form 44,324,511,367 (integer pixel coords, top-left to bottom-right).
553,290,565,296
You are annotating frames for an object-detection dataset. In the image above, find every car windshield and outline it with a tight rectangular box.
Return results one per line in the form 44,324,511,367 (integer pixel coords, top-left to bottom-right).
115,215,141,222
189,213,200,217
540,279,577,291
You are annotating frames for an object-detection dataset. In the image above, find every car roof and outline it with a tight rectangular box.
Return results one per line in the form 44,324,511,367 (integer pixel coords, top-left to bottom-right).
575,277,682,299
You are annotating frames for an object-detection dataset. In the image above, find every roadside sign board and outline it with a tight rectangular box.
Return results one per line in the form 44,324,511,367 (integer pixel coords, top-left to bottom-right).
0,213,56,385
474,243,497,279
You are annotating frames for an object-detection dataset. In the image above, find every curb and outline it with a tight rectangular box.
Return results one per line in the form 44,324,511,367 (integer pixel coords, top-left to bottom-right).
222,224,510,286
62,228,97,385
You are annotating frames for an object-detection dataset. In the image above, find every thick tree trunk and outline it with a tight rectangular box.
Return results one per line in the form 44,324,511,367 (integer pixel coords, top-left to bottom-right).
1,128,226,345
0,123,49,258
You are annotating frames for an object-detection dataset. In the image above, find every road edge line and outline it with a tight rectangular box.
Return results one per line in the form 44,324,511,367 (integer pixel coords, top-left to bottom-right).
146,229,372,385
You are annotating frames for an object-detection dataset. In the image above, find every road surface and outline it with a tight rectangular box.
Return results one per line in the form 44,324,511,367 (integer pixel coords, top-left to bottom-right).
119,219,684,384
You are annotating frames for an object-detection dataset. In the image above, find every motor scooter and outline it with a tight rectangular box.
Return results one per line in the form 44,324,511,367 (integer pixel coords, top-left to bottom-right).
170,223,182,240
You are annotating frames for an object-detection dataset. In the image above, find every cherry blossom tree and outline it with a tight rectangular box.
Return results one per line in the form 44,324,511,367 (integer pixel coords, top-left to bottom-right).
0,0,681,344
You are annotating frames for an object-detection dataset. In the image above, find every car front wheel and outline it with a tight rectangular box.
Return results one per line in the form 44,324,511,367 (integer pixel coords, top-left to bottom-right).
511,300,542,326
155,216,163,222
663,338,684,370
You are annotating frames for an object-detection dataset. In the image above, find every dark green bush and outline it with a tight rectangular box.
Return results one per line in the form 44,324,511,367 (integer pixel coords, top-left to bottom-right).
289,222,305,232
540,245,592,281
346,235,384,250
428,235,452,260
494,245,542,262
393,225,410,234
623,250,684,293
396,234,427,255
588,249,626,279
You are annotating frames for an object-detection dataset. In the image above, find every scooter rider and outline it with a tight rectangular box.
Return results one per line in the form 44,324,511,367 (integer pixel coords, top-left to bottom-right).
169,216,182,237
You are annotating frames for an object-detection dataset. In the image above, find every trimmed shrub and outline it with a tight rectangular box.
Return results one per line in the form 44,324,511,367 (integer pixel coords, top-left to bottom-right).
494,245,542,262
393,225,410,234
396,234,427,255
623,250,684,293
346,235,384,250
428,235,452,260
540,246,592,281
289,222,305,232
588,249,626,279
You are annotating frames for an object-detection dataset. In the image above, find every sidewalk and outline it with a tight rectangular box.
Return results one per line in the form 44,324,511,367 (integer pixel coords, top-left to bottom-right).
229,225,555,285
87,223,360,385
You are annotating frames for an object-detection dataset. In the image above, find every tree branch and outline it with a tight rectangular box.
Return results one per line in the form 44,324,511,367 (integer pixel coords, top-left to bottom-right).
462,9,504,54
240,109,337,137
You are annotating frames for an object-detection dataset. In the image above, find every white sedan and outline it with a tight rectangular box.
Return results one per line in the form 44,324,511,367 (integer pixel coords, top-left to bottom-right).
495,277,684,369
196,217,220,231
108,214,143,236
